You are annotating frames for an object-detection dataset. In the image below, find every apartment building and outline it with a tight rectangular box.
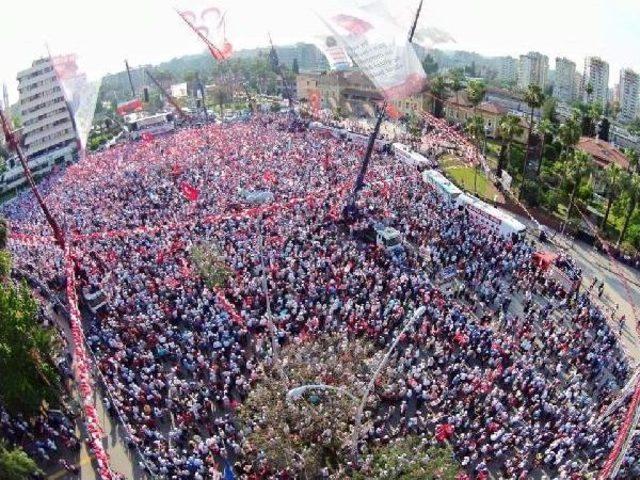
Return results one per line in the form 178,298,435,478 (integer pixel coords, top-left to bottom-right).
618,68,639,123
582,56,610,107
553,57,576,104
517,52,549,90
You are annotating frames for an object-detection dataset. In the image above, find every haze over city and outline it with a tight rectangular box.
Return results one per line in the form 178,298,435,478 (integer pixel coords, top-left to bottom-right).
1,0,639,102
2,0,640,479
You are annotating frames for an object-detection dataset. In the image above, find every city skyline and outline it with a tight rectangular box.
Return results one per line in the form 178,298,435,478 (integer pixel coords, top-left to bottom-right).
1,0,639,104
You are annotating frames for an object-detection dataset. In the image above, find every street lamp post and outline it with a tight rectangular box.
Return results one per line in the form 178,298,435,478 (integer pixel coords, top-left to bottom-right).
350,306,426,463
257,211,280,363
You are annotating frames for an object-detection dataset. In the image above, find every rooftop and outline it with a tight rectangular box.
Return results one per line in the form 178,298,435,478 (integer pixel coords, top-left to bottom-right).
577,137,630,170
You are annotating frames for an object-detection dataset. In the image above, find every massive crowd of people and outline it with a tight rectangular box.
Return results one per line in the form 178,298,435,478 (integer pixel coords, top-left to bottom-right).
3,114,639,479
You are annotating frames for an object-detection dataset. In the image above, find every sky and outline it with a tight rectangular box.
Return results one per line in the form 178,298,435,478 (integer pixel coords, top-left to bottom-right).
1,0,639,105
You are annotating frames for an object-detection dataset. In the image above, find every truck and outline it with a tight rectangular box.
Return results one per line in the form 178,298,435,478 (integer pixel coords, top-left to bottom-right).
456,193,526,240
422,169,463,202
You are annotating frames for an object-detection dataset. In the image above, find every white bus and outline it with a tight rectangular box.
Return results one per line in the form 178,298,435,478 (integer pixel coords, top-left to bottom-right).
457,193,526,239
126,112,175,140
422,169,463,202
393,143,432,168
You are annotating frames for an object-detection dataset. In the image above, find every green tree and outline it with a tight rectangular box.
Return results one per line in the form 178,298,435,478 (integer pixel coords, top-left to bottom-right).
541,97,557,123
618,173,640,246
447,69,465,106
0,281,60,415
601,164,625,230
535,119,556,176
238,335,379,478
354,439,462,480
624,148,639,174
429,75,448,118
421,54,439,75
465,115,486,194
523,84,545,157
585,83,594,103
496,114,524,176
292,58,300,75
556,118,581,160
562,150,593,229
190,242,232,288
0,216,7,250
465,79,486,112
0,442,42,480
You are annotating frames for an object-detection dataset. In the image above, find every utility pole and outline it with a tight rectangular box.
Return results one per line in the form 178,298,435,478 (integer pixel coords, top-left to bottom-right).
125,59,136,98
145,70,190,120
268,34,293,110
351,307,426,462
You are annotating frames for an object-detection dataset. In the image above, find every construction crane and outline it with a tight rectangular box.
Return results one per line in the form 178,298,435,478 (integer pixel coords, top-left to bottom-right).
145,70,190,120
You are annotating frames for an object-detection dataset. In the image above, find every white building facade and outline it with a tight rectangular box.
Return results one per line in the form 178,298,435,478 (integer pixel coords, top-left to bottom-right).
1,58,78,194
553,57,576,104
582,56,610,107
517,52,549,90
618,68,639,123
498,57,518,85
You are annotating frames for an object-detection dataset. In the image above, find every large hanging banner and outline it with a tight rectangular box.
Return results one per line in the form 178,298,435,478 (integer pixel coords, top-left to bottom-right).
51,54,101,153
315,0,426,100
174,1,233,61
313,34,352,71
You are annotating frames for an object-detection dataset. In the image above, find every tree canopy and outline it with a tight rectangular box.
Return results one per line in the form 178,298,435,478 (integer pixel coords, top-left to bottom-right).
0,442,42,480
0,281,60,415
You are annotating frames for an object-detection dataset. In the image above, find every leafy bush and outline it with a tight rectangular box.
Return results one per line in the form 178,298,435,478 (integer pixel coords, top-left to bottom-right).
0,442,42,480
0,217,7,250
354,439,462,480
190,242,233,288
521,180,542,207
543,190,561,211
0,282,60,415
0,251,11,280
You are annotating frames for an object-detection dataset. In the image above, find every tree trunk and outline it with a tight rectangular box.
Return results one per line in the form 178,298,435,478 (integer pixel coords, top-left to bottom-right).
618,200,637,246
601,194,614,230
497,141,508,177
536,135,546,177
562,181,579,234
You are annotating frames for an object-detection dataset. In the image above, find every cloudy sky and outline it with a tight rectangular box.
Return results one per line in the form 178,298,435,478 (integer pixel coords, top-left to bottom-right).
1,0,638,104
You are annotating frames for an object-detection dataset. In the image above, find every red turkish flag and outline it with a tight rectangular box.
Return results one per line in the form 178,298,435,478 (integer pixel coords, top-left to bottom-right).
180,182,200,201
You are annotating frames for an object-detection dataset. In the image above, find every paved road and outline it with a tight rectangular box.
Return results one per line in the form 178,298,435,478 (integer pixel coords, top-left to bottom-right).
516,214,640,364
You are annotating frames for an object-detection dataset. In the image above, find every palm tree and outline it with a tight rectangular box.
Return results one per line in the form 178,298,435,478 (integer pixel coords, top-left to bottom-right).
556,118,582,160
535,119,555,176
523,84,545,153
465,115,485,193
585,83,594,104
624,148,639,174
600,164,625,230
466,79,487,112
447,68,465,106
618,173,640,246
429,75,448,118
496,114,524,177
562,150,592,232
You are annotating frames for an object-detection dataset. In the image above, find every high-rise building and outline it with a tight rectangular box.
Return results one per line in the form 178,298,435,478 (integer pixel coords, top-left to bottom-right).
17,57,77,164
498,56,518,85
0,83,9,151
553,57,576,104
618,68,639,122
582,56,609,107
517,51,549,90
